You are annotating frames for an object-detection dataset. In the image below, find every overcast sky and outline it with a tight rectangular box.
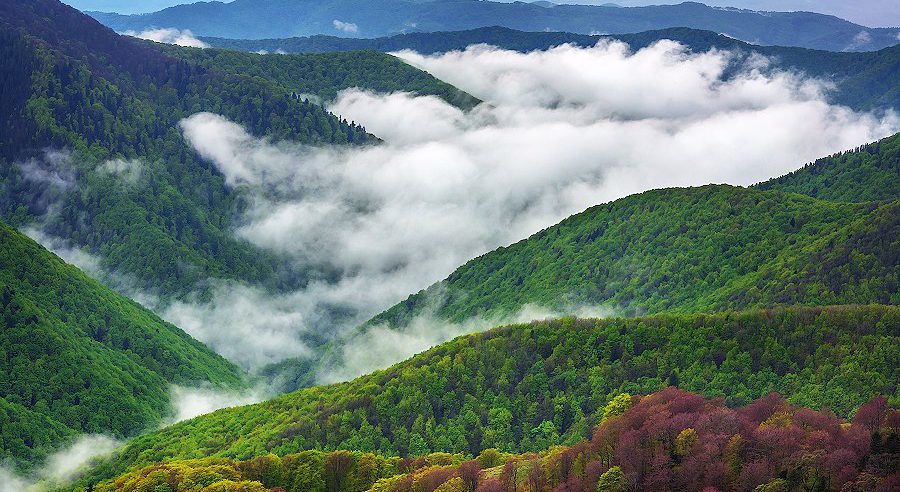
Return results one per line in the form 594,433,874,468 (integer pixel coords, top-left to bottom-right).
63,1,898,28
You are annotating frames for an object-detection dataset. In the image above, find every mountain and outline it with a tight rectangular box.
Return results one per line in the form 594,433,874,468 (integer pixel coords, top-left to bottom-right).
204,26,900,111
0,0,474,300
86,0,900,51
366,186,898,329
69,304,900,488
755,132,900,202
0,219,244,468
85,389,900,492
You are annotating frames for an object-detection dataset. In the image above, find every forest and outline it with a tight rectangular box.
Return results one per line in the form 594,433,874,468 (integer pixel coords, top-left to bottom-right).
0,220,243,467
68,305,898,489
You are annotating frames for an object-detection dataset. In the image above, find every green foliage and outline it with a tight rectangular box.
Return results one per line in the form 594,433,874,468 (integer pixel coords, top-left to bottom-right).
163,47,480,110
599,394,631,424
369,185,899,328
755,133,900,202
596,466,626,492
0,1,472,299
0,220,244,467
76,305,899,486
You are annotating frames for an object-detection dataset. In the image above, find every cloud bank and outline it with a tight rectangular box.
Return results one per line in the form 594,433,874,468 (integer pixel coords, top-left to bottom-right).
171,40,897,381
124,27,209,48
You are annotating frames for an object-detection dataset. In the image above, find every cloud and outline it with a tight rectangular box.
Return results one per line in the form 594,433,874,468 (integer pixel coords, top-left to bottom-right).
318,303,618,384
333,19,359,34
124,27,209,48
174,40,897,382
167,385,266,423
0,435,121,492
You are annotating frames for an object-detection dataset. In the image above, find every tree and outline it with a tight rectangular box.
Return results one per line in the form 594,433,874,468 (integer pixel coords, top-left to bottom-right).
596,466,626,492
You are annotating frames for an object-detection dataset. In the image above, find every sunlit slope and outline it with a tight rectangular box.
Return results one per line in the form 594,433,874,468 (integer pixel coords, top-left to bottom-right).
367,184,898,329
86,389,899,492
72,305,897,486
756,132,900,202
0,221,244,467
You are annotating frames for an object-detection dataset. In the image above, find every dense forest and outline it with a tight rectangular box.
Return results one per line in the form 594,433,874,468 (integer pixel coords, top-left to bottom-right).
69,305,898,487
0,0,476,300
365,185,898,331
81,389,899,492
204,26,900,112
163,47,480,110
755,133,900,202
0,220,244,467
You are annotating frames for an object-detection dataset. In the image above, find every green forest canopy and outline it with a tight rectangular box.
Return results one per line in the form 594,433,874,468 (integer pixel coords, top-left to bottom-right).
0,220,244,467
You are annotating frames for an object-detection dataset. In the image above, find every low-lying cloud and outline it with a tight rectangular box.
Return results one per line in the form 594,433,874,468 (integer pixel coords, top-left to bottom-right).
0,435,121,492
172,40,897,382
124,27,209,48
167,384,265,423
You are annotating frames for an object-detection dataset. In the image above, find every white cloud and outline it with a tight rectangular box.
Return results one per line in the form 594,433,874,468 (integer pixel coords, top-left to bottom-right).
173,40,897,383
0,435,121,492
167,385,265,423
124,27,209,48
333,19,359,34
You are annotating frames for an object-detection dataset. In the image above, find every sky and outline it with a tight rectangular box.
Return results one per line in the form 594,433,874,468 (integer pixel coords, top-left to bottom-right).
62,1,899,28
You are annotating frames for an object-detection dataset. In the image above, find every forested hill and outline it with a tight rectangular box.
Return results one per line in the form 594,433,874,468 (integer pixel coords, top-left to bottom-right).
205,26,900,111
87,0,900,51
365,185,898,332
0,220,244,468
70,305,899,488
756,132,900,203
86,389,900,492
162,47,480,110
0,0,473,299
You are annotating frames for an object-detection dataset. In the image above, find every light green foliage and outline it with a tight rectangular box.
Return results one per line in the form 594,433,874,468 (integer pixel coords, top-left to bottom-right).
600,394,632,424
596,466,626,492
0,221,243,467
75,305,899,486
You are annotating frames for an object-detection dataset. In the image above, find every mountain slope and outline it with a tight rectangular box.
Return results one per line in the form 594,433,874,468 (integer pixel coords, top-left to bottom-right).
205,26,900,112
0,220,244,467
85,389,900,492
162,47,480,110
87,0,900,51
70,305,899,486
0,0,474,300
756,132,900,202
366,185,898,331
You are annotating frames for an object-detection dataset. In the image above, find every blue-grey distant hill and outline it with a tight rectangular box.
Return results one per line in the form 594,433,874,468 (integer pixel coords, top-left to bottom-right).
88,0,900,52
203,26,900,112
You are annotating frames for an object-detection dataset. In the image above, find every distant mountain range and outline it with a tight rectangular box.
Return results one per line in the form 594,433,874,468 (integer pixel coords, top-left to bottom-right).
205,26,900,112
87,0,900,52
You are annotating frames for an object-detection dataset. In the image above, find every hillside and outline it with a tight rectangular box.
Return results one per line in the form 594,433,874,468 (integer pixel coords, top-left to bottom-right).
0,0,474,299
756,132,900,202
205,26,900,112
162,47,480,110
69,305,898,487
0,220,244,468
83,389,900,492
365,185,898,331
86,0,900,51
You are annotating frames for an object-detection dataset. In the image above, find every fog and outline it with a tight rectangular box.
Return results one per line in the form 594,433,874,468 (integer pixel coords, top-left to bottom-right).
169,40,897,379
0,435,120,492
124,27,209,48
